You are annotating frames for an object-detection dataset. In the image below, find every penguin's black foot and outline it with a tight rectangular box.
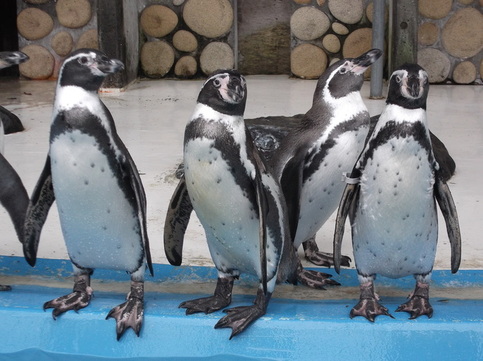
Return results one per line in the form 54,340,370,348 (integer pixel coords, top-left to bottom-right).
214,289,270,339
107,299,143,340
350,281,394,321
303,238,351,267
0,285,12,291
396,282,433,319
43,289,92,318
43,273,92,318
180,276,234,315
296,264,340,290
350,298,394,322
179,295,232,315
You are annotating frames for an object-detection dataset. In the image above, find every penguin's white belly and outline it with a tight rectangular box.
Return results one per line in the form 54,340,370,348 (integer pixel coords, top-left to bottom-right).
50,130,142,272
295,130,365,247
353,140,437,278
184,139,261,276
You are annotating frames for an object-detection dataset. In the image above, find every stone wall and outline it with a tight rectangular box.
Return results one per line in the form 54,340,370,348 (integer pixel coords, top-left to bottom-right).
138,0,236,78
16,0,98,80
14,0,483,83
417,0,483,84
290,0,378,79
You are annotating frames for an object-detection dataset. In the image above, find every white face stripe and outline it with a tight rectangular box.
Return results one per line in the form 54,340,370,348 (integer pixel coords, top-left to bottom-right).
391,69,429,100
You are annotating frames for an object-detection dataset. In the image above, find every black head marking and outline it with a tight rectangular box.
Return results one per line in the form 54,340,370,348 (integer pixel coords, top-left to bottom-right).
197,69,247,116
0,51,29,70
313,49,382,100
387,64,429,110
59,48,124,91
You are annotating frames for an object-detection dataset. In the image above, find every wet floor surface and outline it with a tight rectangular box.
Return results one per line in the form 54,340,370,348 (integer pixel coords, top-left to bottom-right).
0,76,482,271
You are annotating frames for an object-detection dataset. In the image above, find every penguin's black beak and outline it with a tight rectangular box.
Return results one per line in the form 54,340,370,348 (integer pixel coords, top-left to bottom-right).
406,75,420,98
96,58,124,75
349,49,383,75
0,51,29,69
227,75,246,103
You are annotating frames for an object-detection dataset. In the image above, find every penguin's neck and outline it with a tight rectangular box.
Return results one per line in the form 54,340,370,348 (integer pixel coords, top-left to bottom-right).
53,85,102,118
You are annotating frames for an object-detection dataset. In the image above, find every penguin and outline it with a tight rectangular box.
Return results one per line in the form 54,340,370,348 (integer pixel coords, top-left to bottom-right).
179,69,298,339
333,64,461,321
0,50,29,292
269,49,382,282
22,49,153,339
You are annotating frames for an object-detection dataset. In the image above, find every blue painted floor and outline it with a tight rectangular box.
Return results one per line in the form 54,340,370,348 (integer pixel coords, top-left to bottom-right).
0,257,481,360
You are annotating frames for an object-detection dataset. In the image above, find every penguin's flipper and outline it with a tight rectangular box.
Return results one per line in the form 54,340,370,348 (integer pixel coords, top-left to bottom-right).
434,175,461,273
280,155,304,241
333,176,360,274
0,105,24,134
23,156,55,266
124,154,154,277
252,149,269,295
163,176,193,266
0,153,28,242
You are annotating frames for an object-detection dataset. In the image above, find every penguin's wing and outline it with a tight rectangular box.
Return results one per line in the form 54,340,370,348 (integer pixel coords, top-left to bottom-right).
123,150,154,276
163,176,193,266
280,153,304,242
23,156,55,267
251,150,269,294
333,170,361,274
0,153,28,242
434,174,461,273
0,105,24,134
102,103,153,276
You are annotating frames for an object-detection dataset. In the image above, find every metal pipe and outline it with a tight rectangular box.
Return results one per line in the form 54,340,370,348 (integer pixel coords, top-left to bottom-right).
370,0,386,99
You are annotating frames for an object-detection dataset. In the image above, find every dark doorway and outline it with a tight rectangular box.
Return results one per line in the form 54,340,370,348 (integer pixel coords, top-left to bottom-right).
0,0,20,77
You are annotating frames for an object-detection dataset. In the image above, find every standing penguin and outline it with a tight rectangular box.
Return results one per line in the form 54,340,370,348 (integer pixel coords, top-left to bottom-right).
272,49,382,277
23,49,153,339
180,70,296,338
0,51,29,291
333,64,461,320
164,50,382,288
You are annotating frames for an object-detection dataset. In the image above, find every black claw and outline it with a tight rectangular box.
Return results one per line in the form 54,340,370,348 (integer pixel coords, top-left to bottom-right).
214,290,270,339
296,267,340,290
303,240,351,267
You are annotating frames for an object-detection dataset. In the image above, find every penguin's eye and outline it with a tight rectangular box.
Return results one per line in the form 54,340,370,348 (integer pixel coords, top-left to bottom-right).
79,56,88,65
339,67,347,74
395,76,402,83
213,78,222,88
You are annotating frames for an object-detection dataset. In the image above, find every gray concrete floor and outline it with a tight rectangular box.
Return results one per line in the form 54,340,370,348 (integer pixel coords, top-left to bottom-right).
0,76,481,271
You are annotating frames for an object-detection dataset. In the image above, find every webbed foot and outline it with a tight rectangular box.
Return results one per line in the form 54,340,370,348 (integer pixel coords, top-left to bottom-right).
396,282,433,319
350,281,394,321
303,238,351,267
43,273,92,319
180,277,234,314
215,289,269,339
0,285,12,291
296,263,340,290
106,281,145,340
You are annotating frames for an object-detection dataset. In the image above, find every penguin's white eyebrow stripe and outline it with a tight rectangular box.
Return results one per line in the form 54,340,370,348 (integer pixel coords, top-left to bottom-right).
203,73,229,87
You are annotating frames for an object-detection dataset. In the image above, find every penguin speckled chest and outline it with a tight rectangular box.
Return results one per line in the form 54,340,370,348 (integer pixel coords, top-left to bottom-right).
23,49,153,340
179,70,293,339
334,64,461,321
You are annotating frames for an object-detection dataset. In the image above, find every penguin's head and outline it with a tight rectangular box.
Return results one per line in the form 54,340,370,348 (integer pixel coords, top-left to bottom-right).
0,51,29,70
387,64,429,110
58,49,124,91
315,49,382,100
198,69,247,116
